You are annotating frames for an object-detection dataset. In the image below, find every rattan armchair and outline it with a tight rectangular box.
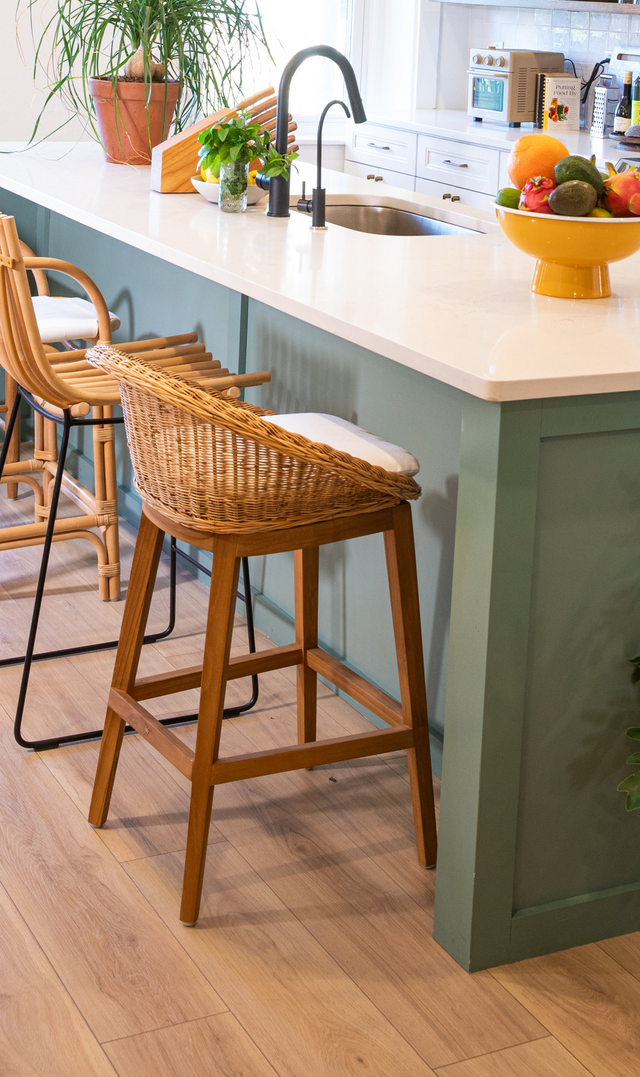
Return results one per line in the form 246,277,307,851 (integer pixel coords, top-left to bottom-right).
0,212,269,750
86,344,435,926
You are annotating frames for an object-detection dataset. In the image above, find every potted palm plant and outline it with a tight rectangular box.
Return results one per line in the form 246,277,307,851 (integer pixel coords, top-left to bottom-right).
17,0,269,164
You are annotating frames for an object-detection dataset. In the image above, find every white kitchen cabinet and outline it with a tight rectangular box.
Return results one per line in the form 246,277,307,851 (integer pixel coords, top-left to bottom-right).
415,176,495,210
498,151,512,190
344,159,416,190
353,0,422,117
416,134,500,196
347,122,418,175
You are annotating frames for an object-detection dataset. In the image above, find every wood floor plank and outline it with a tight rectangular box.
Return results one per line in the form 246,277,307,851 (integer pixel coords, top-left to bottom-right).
207,786,546,1069
433,1037,593,1077
491,943,640,1077
126,841,439,1077
40,737,225,863
103,1012,279,1077
0,719,226,1042
598,931,640,982
0,879,118,1077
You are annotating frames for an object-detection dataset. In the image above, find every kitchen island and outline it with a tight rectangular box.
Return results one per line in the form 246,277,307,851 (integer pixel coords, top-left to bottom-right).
2,143,640,972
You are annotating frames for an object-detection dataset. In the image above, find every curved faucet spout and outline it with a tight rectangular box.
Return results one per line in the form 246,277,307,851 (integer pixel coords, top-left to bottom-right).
268,45,367,218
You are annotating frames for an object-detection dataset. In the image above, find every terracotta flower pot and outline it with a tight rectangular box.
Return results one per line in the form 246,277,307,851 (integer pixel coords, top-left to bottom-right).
89,77,179,164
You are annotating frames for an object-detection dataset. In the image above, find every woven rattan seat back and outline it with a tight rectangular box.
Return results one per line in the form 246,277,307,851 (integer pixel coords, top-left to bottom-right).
0,214,115,408
88,343,421,533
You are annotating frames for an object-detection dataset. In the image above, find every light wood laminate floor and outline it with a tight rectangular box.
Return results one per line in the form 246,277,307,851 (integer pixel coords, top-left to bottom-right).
1,487,639,1077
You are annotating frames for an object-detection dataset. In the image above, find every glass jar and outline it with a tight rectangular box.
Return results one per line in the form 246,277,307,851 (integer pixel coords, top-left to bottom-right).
219,160,249,213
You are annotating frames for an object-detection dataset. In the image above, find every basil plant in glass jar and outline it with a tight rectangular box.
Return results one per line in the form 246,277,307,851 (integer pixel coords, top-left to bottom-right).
198,112,298,213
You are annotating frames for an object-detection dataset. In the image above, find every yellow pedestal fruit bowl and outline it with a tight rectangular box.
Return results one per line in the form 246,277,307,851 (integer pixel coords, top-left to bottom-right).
494,203,640,299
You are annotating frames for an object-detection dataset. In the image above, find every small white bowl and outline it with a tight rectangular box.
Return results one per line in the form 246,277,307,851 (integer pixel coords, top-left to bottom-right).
191,175,267,205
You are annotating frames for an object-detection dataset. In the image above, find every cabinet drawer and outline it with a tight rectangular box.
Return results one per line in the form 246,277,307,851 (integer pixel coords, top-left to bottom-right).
416,135,499,195
344,160,415,191
415,177,495,211
499,151,512,190
347,123,417,175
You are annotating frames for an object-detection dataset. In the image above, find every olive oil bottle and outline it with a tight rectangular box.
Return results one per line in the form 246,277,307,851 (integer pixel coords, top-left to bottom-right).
614,71,633,133
632,71,640,126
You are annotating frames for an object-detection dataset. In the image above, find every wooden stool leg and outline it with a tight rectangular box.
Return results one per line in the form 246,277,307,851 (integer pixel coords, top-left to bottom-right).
294,546,319,745
4,374,20,500
181,540,240,925
88,511,165,828
384,502,438,867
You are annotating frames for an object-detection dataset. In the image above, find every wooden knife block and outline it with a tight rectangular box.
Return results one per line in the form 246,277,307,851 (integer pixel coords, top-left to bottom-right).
150,86,298,194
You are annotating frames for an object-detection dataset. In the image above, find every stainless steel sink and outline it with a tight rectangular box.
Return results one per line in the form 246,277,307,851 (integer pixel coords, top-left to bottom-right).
324,203,481,237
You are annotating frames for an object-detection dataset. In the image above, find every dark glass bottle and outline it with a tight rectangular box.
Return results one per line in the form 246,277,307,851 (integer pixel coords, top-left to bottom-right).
632,72,640,127
614,71,632,133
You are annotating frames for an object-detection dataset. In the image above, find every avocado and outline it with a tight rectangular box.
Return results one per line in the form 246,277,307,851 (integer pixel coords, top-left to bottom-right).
548,180,598,217
554,155,605,195
496,187,520,209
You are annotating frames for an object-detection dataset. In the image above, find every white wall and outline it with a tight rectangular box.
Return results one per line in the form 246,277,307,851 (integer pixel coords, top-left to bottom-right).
1,0,88,143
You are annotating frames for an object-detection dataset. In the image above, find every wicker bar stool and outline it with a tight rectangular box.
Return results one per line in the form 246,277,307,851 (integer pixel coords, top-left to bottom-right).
0,213,269,749
87,344,437,926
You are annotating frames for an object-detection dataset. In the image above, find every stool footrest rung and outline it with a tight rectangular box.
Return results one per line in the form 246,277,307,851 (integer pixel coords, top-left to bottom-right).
109,689,195,778
306,647,404,727
131,642,303,701
0,513,101,547
210,726,414,785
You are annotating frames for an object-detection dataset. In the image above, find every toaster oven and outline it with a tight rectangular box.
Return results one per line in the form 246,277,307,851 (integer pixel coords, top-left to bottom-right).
468,49,565,126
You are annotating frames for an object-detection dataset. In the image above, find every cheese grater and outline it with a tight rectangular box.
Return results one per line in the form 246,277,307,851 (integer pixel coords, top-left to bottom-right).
591,84,619,136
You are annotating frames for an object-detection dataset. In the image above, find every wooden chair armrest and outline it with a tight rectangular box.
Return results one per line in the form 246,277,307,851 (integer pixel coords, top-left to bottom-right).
19,242,50,296
23,257,112,342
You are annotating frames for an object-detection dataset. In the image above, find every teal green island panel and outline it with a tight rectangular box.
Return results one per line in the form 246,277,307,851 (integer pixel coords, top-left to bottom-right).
434,391,640,971
4,184,640,971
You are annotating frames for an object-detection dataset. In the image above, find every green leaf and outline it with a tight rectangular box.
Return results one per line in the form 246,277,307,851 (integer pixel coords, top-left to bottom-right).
627,753,640,764
627,727,640,740
618,770,640,795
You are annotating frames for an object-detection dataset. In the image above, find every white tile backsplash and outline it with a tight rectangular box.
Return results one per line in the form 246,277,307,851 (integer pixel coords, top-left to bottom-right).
467,5,640,64
552,9,571,28
610,14,630,34
533,9,552,27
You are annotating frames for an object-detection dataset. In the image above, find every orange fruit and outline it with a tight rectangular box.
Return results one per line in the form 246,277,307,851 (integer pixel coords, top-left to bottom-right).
507,133,569,190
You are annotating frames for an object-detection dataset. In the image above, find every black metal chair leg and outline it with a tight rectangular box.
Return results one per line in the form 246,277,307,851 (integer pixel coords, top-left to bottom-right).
13,409,73,748
1,389,260,750
0,391,176,749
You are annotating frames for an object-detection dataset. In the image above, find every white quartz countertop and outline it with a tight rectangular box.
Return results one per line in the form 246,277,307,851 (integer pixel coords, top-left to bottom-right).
1,142,640,403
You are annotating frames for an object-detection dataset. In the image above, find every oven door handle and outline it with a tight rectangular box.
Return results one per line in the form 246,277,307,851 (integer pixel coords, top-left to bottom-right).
467,69,508,78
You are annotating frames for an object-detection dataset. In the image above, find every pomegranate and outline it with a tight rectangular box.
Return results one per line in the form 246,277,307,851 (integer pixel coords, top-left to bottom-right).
519,176,556,214
602,169,640,217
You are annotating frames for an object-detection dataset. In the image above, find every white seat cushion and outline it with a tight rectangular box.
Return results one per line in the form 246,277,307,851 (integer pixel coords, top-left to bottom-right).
261,412,419,476
32,295,121,344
